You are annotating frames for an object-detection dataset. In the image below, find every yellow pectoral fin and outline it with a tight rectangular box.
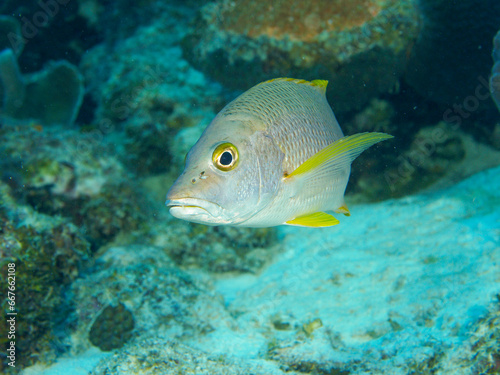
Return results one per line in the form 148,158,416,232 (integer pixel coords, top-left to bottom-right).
286,132,394,180
286,212,340,227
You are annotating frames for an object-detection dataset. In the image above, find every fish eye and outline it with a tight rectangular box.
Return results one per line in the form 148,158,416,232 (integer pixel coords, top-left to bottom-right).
212,142,239,171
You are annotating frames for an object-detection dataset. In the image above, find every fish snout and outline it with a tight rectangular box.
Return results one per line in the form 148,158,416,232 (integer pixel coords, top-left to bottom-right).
166,179,226,224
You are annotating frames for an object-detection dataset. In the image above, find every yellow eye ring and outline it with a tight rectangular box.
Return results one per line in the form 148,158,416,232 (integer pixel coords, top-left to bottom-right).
212,142,239,171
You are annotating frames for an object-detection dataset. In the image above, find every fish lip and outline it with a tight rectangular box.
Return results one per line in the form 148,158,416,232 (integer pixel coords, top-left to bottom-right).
165,198,223,218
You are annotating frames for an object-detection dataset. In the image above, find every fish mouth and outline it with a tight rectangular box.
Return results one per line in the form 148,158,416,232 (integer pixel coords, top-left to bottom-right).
165,197,225,224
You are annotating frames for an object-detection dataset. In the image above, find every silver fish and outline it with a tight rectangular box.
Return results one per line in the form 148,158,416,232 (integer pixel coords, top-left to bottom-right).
166,78,392,227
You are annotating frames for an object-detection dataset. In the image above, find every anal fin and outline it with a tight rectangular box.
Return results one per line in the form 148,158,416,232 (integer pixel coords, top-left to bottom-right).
335,204,351,216
286,212,339,227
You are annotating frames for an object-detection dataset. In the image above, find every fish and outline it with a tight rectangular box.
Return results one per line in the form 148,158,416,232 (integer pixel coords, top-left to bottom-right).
166,78,393,228
491,30,500,110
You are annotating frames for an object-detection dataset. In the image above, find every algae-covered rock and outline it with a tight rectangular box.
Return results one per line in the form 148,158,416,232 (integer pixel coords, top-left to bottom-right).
182,0,420,113
0,122,147,248
70,245,232,354
91,338,288,375
79,13,225,178
466,303,500,374
357,123,466,199
152,219,280,273
0,182,91,372
80,17,224,128
89,303,135,351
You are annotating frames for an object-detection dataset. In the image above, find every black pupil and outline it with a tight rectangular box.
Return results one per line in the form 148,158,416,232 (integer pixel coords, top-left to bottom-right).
220,151,233,166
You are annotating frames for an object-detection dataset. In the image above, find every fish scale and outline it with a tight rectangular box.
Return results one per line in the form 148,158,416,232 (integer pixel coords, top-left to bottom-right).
219,79,344,174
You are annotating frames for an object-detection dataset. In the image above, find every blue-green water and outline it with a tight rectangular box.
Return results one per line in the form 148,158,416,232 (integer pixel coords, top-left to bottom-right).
0,1,499,374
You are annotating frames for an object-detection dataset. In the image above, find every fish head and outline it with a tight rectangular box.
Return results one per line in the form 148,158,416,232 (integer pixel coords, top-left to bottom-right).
166,116,281,226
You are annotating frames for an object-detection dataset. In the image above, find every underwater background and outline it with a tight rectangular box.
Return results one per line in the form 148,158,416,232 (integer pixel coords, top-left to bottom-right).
0,0,499,373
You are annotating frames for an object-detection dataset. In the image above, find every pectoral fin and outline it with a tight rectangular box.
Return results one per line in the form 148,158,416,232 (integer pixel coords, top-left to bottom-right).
286,132,393,181
286,212,340,227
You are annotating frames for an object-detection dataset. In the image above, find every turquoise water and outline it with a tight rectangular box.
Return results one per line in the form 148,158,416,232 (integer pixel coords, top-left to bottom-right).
0,1,499,374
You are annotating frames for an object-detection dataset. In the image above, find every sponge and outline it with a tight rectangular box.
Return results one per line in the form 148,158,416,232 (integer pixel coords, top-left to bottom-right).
0,48,84,126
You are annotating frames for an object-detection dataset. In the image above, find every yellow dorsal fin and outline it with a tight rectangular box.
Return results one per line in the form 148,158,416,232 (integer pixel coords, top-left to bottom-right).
259,77,328,95
310,79,328,94
286,132,394,180
286,212,339,227
335,204,351,216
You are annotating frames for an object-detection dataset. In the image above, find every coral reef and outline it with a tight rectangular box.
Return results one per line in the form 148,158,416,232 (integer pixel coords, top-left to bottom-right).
0,0,101,126
151,220,280,273
80,19,224,127
0,47,84,125
79,9,226,176
182,0,419,113
70,245,232,354
0,1,100,72
346,98,397,135
91,338,288,375
357,122,466,199
405,0,500,109
1,1,499,374
467,304,500,374
0,182,91,372
24,165,497,375
0,49,24,115
0,122,147,249
188,166,499,375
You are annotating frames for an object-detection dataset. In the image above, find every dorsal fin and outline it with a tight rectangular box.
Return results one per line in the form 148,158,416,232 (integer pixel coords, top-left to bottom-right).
259,77,328,95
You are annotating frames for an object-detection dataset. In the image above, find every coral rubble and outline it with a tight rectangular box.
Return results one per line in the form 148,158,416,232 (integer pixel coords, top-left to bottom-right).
0,182,91,372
